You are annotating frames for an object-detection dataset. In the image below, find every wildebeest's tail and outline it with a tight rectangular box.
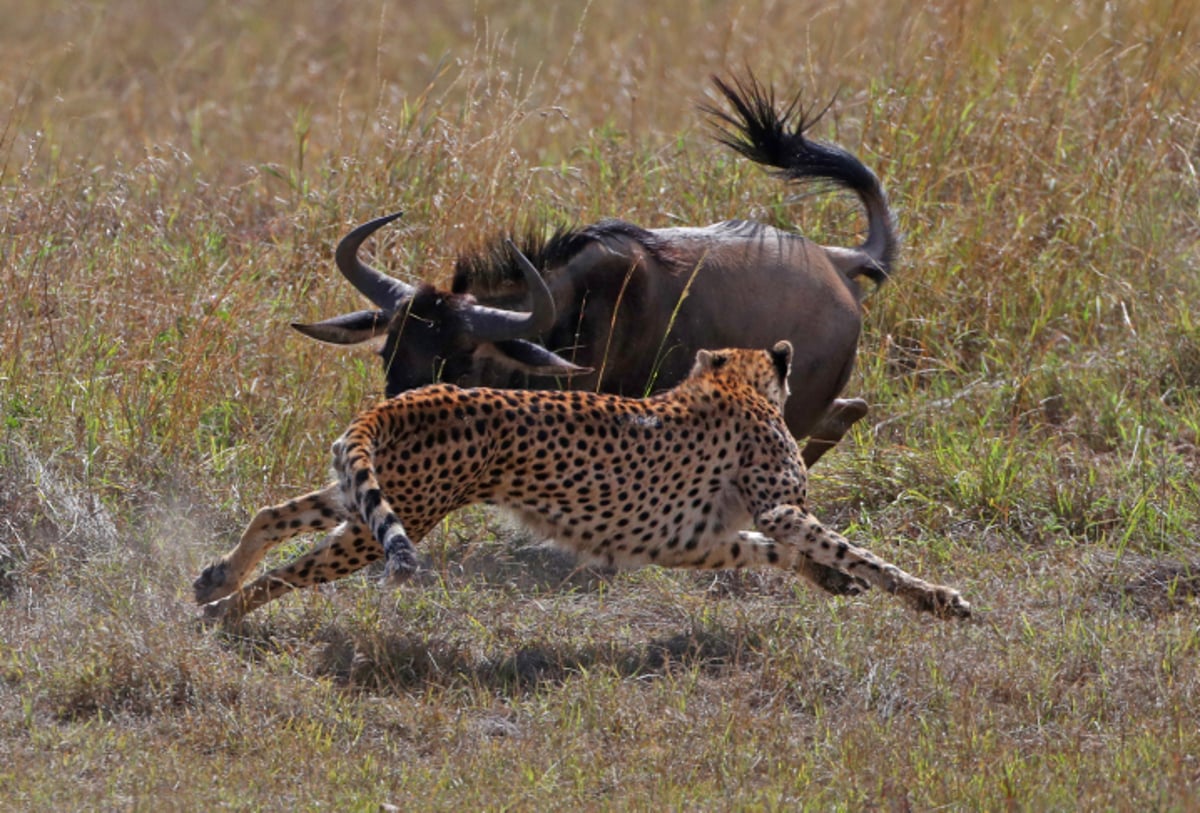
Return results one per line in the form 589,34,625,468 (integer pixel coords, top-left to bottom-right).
703,73,898,286
331,412,418,583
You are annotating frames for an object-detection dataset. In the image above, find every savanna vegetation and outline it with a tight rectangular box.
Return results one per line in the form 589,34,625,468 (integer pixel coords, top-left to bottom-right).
2,0,1199,808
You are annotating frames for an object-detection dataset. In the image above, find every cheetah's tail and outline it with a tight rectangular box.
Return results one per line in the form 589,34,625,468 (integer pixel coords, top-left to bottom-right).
331,421,418,584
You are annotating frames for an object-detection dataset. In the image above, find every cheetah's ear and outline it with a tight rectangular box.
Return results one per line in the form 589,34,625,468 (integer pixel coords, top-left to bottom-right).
769,341,793,384
692,348,727,376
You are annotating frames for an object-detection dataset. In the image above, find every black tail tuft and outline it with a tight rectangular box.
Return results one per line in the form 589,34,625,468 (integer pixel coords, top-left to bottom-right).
703,73,877,197
701,72,898,285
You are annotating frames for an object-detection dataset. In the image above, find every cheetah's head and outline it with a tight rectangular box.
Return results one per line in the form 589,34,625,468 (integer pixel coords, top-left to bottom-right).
691,341,793,409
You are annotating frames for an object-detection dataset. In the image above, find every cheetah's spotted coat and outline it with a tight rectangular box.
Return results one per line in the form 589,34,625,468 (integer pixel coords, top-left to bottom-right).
194,342,969,621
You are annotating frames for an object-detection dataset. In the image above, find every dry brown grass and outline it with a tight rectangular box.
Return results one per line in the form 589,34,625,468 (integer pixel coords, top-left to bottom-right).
2,0,1200,808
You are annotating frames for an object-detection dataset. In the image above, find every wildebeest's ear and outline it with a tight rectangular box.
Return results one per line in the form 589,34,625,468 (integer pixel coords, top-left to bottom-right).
479,340,593,377
291,310,391,345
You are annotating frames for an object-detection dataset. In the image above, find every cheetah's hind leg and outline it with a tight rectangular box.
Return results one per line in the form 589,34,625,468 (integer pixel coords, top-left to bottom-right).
194,486,343,606
199,520,383,623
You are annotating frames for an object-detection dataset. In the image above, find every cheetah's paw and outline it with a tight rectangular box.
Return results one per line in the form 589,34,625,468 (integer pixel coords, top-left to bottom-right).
381,548,419,587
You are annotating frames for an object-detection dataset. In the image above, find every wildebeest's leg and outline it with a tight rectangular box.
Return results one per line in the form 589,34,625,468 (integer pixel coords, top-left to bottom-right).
799,397,869,468
193,485,343,605
752,505,970,618
200,521,381,622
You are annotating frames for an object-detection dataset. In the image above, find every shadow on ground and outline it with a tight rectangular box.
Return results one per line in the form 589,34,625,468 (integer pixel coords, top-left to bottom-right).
312,622,758,695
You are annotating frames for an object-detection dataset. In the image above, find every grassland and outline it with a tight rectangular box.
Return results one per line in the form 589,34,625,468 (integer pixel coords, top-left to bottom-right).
2,0,1199,809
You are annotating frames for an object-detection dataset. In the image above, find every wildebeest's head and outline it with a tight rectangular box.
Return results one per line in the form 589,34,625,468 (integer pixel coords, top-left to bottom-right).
291,212,590,397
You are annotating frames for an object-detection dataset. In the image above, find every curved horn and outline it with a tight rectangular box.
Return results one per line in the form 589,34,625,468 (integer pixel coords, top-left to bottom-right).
335,211,413,309
461,239,558,342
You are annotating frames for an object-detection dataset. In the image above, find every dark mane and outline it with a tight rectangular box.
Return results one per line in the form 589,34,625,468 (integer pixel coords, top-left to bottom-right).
452,219,668,295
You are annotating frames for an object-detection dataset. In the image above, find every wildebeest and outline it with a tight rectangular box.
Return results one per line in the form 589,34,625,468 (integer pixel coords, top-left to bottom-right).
293,75,898,467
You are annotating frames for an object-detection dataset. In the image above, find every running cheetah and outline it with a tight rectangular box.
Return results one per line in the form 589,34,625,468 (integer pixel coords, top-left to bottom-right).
194,341,969,622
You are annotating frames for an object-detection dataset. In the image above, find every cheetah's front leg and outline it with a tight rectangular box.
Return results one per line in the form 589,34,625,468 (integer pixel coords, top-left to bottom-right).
754,504,970,618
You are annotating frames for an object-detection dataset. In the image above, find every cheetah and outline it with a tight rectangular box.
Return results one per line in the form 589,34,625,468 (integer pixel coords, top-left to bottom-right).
194,341,970,622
